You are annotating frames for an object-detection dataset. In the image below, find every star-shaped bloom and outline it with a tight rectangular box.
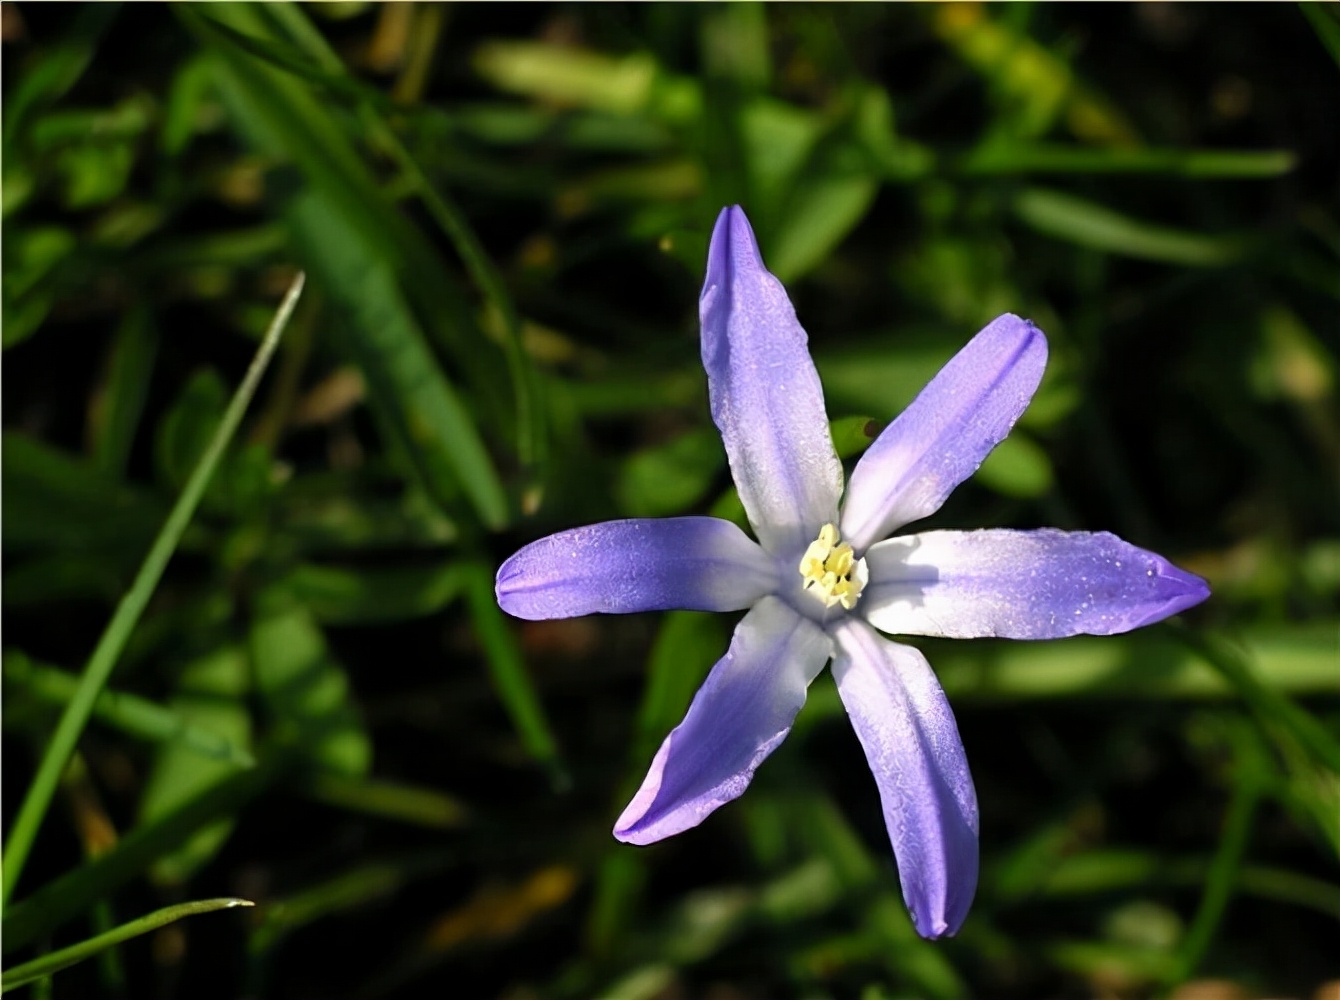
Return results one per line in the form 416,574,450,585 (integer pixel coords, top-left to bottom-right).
496,206,1210,939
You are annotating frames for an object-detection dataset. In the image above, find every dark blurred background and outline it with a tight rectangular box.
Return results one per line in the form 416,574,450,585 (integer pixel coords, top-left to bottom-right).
3,4,1338,998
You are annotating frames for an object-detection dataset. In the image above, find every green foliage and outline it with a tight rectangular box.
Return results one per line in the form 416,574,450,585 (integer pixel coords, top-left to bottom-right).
1,898,254,993
2,4,1336,999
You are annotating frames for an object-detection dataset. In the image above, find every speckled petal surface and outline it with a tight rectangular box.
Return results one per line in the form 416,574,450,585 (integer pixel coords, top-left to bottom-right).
860,528,1211,639
831,620,978,939
840,315,1047,552
614,597,832,844
496,517,777,620
700,206,843,556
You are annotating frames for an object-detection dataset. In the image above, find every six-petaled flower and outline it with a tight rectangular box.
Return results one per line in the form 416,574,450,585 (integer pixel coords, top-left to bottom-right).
496,206,1210,939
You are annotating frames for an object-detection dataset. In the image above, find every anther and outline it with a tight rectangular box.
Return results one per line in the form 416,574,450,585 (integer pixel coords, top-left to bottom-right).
797,523,866,610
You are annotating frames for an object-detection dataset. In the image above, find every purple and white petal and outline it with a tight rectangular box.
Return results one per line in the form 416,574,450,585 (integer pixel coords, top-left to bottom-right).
839,315,1047,552
861,528,1211,639
700,206,843,556
831,620,978,939
496,517,777,621
614,596,833,844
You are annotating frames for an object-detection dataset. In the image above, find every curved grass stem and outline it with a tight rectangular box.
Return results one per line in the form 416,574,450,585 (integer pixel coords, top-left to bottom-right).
0,274,305,907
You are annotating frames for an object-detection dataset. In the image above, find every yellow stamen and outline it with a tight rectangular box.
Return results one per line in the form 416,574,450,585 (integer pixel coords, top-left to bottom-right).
797,523,866,610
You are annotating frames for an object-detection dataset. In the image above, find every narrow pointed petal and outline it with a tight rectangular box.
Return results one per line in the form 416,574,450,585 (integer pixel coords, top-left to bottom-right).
831,620,978,939
497,517,777,620
615,597,832,844
840,315,1047,552
862,529,1211,639
700,206,843,555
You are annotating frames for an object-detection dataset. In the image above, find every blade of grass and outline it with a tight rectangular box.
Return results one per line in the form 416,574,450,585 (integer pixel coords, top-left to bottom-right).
137,646,254,885
250,600,371,777
55,753,126,992
461,562,566,788
0,273,304,907
3,763,277,952
959,143,1296,178
299,772,470,830
930,1,1138,144
1,898,253,993
1180,628,1340,773
87,302,158,478
1300,2,1340,70
793,621,1339,729
180,3,511,530
282,562,468,625
3,652,254,766
1166,723,1266,985
1,4,119,150
1020,847,1340,917
264,1,548,497
248,857,444,956
1014,187,1247,266
187,1,544,496
3,431,166,555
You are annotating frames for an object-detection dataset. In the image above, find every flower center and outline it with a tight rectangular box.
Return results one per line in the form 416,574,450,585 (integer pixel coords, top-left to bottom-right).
798,523,866,610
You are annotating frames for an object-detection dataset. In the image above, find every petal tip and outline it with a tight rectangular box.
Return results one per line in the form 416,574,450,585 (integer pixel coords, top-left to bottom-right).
705,205,763,293
915,914,953,940
611,822,651,846
909,889,973,939
493,548,557,622
1154,558,1212,616
494,556,523,615
612,795,676,845
611,799,682,847
997,311,1049,356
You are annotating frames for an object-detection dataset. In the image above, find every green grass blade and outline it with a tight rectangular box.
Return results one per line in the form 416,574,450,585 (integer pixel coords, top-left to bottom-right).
299,772,470,830
88,302,158,478
282,562,468,625
2,431,165,556
473,41,665,115
263,1,547,490
0,273,304,907
250,600,371,777
1168,745,1259,975
586,852,649,958
179,3,511,529
930,2,1138,144
1015,845,1340,917
795,621,1339,725
1,4,118,150
1300,2,1340,69
461,562,565,786
3,652,254,766
3,764,276,953
1014,187,1247,266
959,143,1296,178
394,178,547,494
248,861,423,956
1182,628,1340,773
1,898,253,993
137,646,254,885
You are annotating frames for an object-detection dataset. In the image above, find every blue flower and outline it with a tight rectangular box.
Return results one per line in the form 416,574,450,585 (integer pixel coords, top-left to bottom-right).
496,206,1210,939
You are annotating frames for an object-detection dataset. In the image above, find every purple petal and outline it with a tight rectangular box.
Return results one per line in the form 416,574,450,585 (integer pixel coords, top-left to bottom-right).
839,314,1048,552
614,596,832,844
861,529,1211,639
497,517,777,621
831,620,978,939
701,206,843,555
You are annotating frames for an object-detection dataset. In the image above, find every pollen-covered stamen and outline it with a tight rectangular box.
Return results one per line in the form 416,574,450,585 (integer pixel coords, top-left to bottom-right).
798,523,867,610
